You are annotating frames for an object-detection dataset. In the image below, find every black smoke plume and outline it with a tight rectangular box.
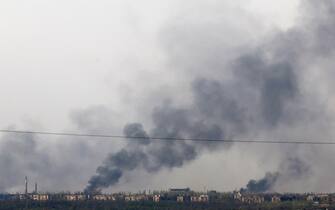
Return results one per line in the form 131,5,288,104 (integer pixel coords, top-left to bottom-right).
85,0,335,192
243,172,280,193
242,157,311,193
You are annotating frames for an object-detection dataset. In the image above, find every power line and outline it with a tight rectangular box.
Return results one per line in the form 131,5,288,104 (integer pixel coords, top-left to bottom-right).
0,129,334,145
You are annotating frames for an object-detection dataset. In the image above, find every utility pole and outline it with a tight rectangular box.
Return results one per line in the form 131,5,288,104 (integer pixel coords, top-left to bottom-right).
25,176,28,195
25,176,28,210
35,182,37,194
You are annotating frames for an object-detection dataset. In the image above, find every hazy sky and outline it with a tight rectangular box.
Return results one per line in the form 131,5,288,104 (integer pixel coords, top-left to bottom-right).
6,0,335,194
0,0,299,131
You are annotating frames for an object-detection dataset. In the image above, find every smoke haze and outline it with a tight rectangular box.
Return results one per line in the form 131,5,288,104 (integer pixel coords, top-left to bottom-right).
1,0,335,193
84,0,335,192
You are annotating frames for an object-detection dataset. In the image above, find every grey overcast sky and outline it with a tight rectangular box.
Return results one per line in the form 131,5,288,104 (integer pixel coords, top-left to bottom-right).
5,0,335,194
0,0,299,131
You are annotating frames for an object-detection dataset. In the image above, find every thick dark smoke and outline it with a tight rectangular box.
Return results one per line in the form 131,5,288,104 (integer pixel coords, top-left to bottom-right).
85,48,300,192
243,157,311,193
85,124,150,192
85,0,335,192
243,172,280,193
1,0,334,193
85,107,221,192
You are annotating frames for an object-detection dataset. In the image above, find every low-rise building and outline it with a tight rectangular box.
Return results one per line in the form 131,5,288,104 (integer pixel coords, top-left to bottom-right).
32,194,49,201
191,195,209,202
233,191,242,201
241,195,264,204
64,194,86,201
306,195,314,201
271,196,281,203
124,194,147,202
177,196,184,202
153,195,160,202
92,194,116,201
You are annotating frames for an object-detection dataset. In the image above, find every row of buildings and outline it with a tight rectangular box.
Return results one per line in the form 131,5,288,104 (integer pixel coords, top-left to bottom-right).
1,188,335,205
0,190,209,203
233,191,335,205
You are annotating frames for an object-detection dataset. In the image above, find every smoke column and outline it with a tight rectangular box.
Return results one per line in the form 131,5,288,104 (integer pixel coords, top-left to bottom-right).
85,0,335,192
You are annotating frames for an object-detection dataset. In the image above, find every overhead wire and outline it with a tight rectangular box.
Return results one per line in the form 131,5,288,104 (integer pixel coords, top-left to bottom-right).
0,129,333,145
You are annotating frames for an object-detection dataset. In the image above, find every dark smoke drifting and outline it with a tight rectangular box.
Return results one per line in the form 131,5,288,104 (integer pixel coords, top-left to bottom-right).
85,107,221,192
86,0,335,192
86,63,298,193
242,157,311,193
243,172,280,193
